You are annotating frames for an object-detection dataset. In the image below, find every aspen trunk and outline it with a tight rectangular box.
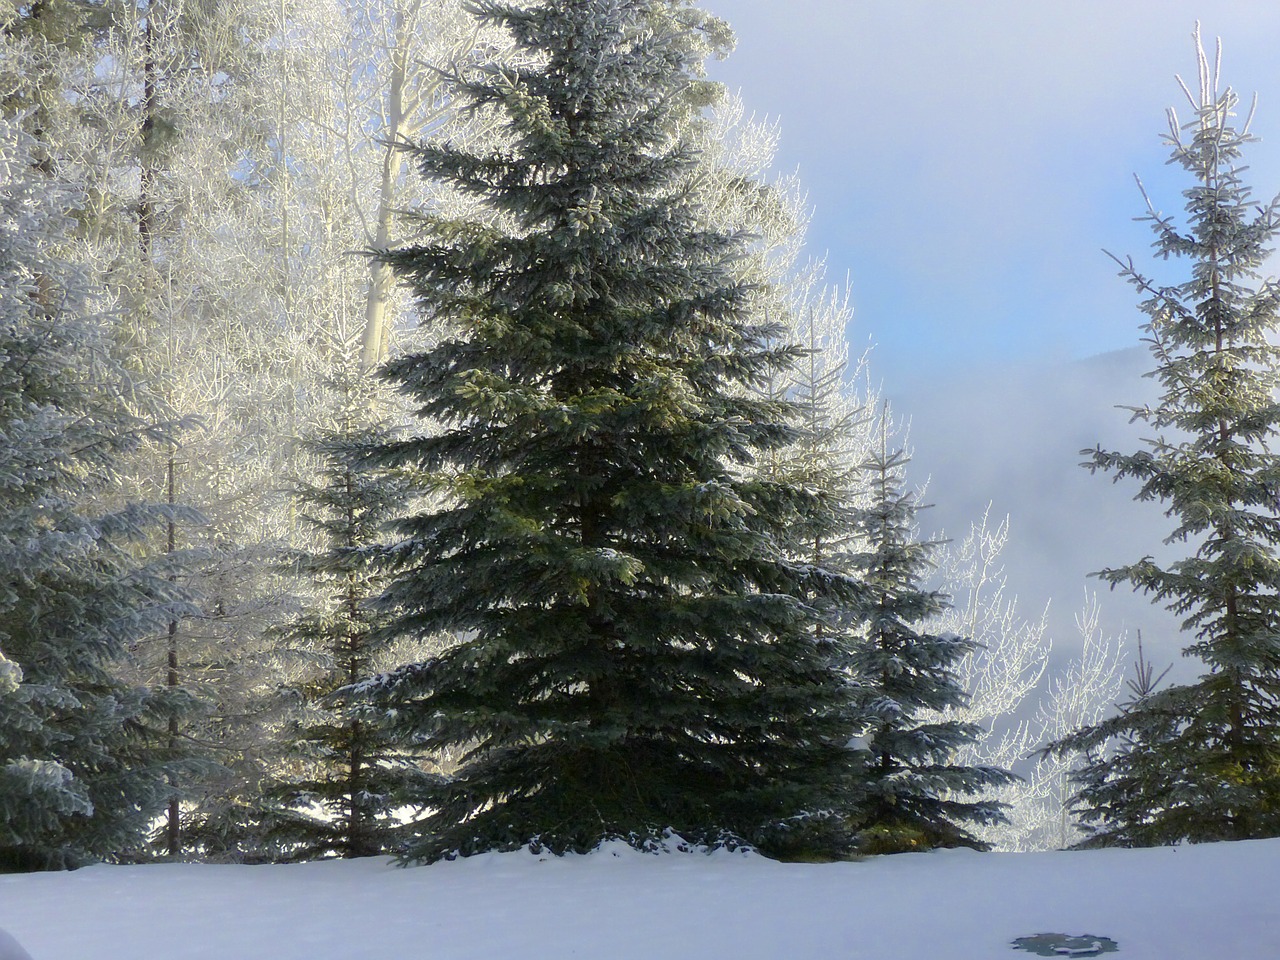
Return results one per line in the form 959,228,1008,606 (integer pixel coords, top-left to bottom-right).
360,5,413,373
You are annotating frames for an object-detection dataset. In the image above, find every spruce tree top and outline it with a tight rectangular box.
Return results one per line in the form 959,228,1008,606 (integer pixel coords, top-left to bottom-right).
368,0,862,860
1089,48,1280,677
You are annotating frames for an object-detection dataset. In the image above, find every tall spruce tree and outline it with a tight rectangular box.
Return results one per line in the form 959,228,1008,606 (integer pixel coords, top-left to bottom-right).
365,0,863,860
1050,34,1280,846
846,416,1012,853
0,113,199,869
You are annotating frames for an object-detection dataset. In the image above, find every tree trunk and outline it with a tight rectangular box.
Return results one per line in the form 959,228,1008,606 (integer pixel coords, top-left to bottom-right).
359,4,413,373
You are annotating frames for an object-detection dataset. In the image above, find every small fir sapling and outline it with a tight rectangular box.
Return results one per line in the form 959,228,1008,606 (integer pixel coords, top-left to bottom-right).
847,412,1014,853
255,373,440,860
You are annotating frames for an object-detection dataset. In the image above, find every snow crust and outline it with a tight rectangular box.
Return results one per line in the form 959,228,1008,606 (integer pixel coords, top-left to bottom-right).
1,838,1276,960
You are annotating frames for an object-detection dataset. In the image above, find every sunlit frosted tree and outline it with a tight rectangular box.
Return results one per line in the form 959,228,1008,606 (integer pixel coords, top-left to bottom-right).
0,112,200,869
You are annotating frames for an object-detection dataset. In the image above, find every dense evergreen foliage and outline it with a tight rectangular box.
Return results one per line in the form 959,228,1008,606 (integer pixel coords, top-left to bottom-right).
0,115,199,870
363,0,864,860
847,426,1013,853
1051,50,1280,846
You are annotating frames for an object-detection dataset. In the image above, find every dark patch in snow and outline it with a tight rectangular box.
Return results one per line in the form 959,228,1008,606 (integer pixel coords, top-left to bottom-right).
1011,933,1118,957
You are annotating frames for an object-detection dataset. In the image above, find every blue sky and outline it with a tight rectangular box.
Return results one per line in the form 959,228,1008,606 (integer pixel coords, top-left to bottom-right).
702,1,1280,390
698,2,1280,662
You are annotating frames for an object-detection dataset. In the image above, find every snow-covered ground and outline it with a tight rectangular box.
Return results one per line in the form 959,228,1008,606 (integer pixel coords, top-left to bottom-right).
1,838,1275,960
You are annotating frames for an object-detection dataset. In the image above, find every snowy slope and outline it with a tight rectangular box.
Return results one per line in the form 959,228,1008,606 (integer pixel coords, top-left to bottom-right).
0,839,1276,960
